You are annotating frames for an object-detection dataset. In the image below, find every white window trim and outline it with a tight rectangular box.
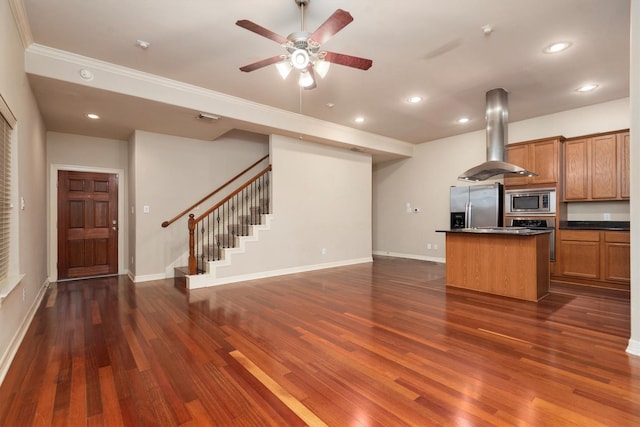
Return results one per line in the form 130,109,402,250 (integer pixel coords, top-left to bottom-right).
0,95,22,306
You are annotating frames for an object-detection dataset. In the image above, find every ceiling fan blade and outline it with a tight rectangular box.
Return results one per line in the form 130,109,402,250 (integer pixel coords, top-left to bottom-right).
308,9,353,45
303,66,317,90
323,52,373,70
240,55,284,72
236,19,289,45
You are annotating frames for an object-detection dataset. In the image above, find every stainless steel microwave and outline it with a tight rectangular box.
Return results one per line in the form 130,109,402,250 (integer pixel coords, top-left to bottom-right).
505,188,556,216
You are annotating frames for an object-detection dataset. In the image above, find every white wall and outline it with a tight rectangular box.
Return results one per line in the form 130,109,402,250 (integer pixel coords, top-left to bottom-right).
0,1,49,382
128,132,137,277
130,129,269,280
373,98,630,261
209,134,373,282
626,0,639,355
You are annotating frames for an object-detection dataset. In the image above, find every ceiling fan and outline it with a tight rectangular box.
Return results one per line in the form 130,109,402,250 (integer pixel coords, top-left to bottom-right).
236,0,373,90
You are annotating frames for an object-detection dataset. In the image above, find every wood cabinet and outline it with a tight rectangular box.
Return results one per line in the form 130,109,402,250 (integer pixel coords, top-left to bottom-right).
504,137,562,187
603,231,631,283
445,231,550,301
563,130,629,201
554,229,630,289
556,230,600,279
619,132,630,199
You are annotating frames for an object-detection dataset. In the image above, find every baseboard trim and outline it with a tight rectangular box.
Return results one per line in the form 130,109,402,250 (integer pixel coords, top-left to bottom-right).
372,251,445,264
626,339,640,357
130,272,167,283
188,257,373,289
0,278,49,386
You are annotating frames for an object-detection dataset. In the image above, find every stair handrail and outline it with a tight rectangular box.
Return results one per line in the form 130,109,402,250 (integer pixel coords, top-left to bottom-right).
190,164,272,225
162,154,269,228
188,164,272,274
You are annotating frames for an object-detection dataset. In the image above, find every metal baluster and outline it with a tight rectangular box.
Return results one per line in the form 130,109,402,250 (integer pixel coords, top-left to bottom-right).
216,206,219,260
265,171,271,213
199,221,205,273
205,214,210,263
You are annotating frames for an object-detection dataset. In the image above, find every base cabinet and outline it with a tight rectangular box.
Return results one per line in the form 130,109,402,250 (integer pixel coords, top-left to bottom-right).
554,230,630,289
603,232,631,283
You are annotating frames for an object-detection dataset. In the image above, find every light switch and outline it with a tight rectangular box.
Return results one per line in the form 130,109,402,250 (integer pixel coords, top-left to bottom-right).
143,205,150,214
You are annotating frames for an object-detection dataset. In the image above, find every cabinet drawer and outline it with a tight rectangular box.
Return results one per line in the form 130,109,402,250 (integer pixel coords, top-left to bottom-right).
604,231,630,243
559,230,600,241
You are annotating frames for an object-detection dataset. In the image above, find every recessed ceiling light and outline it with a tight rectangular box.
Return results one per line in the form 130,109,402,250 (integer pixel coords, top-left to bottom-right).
457,117,470,124
407,96,423,104
354,116,365,124
576,83,599,93
136,39,151,49
85,113,100,120
326,102,335,108
544,41,572,54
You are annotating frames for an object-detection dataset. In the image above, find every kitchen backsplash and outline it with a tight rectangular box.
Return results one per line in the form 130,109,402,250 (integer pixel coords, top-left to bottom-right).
565,201,630,221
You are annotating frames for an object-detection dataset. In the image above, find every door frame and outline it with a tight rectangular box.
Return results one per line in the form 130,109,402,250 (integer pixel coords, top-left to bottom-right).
49,164,126,282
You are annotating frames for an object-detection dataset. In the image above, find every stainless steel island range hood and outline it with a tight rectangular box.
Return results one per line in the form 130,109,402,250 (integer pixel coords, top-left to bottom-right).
458,88,537,182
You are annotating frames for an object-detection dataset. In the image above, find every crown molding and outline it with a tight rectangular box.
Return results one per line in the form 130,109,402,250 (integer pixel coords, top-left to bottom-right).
8,0,33,48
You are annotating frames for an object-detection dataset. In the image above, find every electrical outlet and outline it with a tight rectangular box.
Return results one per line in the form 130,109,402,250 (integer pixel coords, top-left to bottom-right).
604,213,611,220
321,248,327,255
433,244,438,250
427,243,432,250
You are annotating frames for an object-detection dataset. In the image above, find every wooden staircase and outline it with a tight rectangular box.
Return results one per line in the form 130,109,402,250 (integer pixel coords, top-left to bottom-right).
174,200,272,289
163,156,272,289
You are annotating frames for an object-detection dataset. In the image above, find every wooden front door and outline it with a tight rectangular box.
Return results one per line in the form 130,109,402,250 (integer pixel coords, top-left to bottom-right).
57,170,118,280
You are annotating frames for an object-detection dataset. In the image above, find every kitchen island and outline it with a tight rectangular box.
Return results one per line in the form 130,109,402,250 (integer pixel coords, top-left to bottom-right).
439,227,551,301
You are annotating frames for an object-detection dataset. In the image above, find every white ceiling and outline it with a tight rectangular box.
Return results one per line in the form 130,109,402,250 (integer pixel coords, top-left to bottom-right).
20,0,630,157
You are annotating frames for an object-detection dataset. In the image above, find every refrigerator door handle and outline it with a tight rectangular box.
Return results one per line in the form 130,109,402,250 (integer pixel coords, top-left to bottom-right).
466,202,472,228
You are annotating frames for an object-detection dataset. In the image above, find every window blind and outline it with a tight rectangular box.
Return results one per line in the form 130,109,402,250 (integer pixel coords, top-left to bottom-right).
0,95,15,282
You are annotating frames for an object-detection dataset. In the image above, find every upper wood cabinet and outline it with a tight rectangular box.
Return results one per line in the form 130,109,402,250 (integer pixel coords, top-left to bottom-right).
504,137,562,187
619,132,630,199
563,130,629,201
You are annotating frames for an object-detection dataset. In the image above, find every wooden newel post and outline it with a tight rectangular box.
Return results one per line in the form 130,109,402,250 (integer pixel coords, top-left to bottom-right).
188,214,196,275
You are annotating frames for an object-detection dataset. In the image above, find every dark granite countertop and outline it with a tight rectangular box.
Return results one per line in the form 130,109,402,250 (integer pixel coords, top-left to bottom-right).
559,221,630,231
436,227,552,236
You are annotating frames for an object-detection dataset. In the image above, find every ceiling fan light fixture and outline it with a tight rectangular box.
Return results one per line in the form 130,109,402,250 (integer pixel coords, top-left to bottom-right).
291,49,310,70
236,4,371,90
298,70,315,87
276,60,293,79
315,59,331,78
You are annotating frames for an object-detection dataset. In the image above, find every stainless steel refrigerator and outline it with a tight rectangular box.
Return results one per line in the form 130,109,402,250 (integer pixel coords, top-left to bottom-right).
450,183,503,229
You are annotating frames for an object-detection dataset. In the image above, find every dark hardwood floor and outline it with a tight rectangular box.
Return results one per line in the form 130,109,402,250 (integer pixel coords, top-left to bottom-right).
1,256,638,426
